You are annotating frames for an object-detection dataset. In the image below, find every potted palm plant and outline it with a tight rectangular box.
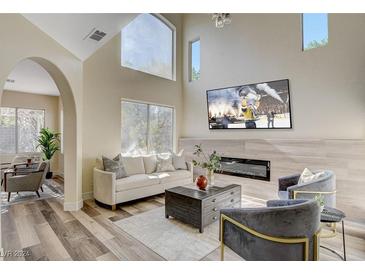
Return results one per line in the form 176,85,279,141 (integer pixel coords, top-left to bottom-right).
37,128,60,179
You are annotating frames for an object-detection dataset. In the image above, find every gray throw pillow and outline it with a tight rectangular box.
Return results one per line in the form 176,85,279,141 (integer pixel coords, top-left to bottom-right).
102,156,127,179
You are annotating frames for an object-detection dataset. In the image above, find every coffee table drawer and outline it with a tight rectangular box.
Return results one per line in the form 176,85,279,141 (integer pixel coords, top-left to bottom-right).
204,186,241,205
203,194,240,214
203,202,241,226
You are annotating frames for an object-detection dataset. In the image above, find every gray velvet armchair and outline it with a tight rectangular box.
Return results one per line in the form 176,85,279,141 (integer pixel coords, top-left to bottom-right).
6,161,49,202
220,199,321,261
278,170,336,207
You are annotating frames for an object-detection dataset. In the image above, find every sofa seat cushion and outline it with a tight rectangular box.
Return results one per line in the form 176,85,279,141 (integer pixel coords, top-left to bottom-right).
155,170,192,184
116,174,159,192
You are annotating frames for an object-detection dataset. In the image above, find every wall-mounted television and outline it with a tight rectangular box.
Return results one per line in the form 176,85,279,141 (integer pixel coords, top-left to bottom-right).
206,79,292,129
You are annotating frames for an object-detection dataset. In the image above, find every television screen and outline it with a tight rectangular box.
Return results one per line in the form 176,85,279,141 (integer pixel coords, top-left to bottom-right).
207,79,292,129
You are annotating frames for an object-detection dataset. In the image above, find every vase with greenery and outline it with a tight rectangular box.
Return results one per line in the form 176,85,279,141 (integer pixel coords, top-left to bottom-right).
192,144,221,186
37,128,60,179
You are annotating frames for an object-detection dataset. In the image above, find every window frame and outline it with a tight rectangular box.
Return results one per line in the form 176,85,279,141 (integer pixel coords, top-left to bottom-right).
0,106,45,154
121,13,177,81
121,98,175,155
189,37,201,82
301,13,329,51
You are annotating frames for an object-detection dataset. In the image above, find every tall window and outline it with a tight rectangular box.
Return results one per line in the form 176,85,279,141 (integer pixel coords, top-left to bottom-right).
0,108,16,154
0,107,45,154
121,14,176,80
190,39,200,81
121,100,174,155
302,13,328,51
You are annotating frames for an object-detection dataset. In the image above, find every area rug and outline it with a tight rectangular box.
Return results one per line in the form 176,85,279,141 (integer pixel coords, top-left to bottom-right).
115,197,264,260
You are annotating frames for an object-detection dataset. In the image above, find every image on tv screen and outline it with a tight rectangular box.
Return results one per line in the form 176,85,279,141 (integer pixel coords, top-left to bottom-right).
207,79,292,129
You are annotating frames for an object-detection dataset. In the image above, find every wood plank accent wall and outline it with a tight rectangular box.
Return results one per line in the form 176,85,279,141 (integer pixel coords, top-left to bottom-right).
179,138,365,224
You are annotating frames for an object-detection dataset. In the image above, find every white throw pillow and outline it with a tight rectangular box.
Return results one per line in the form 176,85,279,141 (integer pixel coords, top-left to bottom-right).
170,149,187,170
298,168,324,184
122,156,146,176
156,154,175,172
143,155,157,174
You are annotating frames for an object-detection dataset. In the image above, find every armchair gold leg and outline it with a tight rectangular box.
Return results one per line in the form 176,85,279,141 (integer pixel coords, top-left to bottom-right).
111,204,117,211
220,214,224,261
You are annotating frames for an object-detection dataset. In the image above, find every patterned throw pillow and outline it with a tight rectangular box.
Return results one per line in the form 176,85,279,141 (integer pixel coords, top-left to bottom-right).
156,154,176,172
102,156,127,179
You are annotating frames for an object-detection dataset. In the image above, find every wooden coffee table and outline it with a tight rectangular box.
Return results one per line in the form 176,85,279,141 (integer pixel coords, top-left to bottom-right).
165,184,241,233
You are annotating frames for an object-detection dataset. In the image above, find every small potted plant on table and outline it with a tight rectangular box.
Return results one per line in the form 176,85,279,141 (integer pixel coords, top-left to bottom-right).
192,144,221,188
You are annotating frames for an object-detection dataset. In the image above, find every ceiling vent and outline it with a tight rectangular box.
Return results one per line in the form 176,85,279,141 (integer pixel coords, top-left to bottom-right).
85,28,107,42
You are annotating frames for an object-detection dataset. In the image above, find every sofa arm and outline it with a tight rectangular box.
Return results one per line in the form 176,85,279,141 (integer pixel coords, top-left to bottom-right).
278,174,300,191
93,167,116,205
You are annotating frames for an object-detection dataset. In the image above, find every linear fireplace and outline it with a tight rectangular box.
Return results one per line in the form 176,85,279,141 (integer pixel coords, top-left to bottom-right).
218,157,270,181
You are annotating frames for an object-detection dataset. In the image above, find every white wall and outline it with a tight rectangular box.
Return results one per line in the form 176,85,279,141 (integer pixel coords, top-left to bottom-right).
182,14,365,139
1,90,61,172
82,14,183,195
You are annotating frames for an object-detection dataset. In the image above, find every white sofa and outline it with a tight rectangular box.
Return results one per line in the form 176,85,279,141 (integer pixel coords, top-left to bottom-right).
93,155,193,209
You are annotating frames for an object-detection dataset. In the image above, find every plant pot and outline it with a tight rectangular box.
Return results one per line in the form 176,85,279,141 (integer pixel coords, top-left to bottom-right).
46,171,53,179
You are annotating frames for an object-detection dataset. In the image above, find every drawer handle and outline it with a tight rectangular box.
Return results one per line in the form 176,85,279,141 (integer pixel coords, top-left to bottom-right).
212,199,216,202
230,191,235,195
213,207,218,212
213,216,218,220
231,199,234,203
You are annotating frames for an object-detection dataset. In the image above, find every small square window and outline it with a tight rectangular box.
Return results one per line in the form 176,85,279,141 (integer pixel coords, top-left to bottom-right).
302,13,328,51
190,39,200,81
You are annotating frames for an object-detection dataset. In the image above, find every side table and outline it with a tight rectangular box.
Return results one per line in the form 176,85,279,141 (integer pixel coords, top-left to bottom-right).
320,206,346,261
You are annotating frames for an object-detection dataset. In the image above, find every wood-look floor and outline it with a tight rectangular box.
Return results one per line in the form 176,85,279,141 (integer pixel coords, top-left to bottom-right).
1,178,365,261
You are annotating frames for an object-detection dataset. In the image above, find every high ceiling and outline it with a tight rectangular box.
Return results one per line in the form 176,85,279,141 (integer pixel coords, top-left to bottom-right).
2,14,138,96
22,13,137,61
4,59,60,96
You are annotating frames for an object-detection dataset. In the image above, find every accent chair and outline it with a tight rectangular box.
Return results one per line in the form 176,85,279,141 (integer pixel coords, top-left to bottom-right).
278,170,336,207
220,199,321,261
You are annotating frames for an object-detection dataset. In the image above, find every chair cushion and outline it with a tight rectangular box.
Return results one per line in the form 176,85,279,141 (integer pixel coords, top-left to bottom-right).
122,156,145,176
116,174,159,192
156,154,175,172
156,170,191,184
143,155,157,174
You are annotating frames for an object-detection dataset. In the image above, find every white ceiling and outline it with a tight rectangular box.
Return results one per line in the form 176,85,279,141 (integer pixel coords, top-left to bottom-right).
22,13,137,61
4,59,60,96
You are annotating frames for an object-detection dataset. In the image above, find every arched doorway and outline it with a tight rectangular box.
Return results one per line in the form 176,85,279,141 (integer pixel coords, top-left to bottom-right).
0,57,81,211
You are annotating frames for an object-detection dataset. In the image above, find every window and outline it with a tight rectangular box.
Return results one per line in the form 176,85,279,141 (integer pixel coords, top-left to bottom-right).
0,108,16,154
121,100,174,155
302,13,328,51
121,13,176,80
0,107,45,154
190,39,200,81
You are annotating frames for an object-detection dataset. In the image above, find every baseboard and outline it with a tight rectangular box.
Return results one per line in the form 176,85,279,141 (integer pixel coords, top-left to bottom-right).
63,199,83,211
82,191,93,201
